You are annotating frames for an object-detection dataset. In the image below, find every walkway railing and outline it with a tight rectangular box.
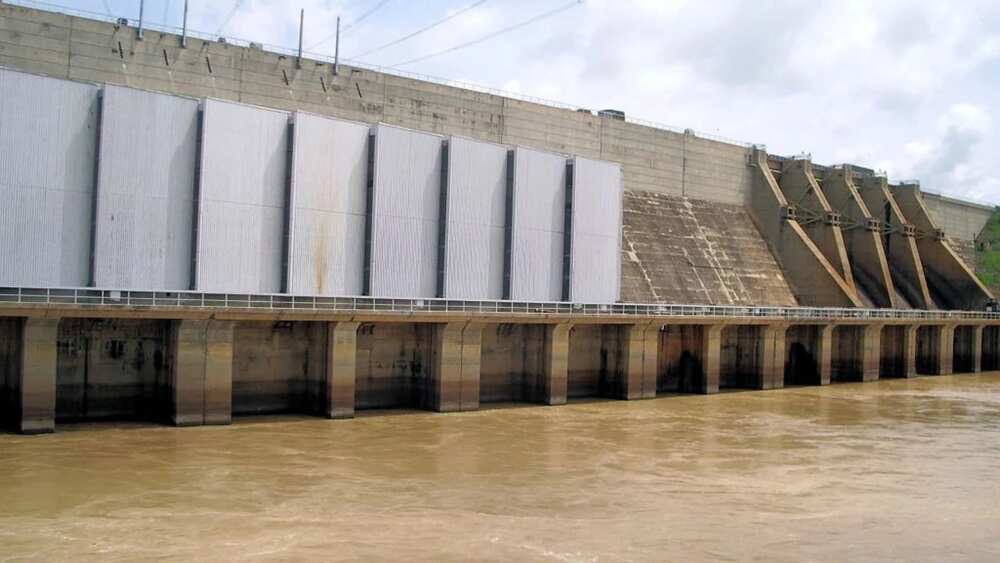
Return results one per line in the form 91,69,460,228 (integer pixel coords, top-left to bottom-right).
1,287,996,322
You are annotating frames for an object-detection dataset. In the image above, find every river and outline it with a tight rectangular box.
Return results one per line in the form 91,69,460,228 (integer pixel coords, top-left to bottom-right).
2,373,1000,562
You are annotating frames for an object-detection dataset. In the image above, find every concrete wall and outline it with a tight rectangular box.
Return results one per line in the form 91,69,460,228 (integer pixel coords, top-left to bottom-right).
55,319,170,421
0,318,22,428
566,325,624,399
922,193,994,242
622,191,797,305
479,323,545,403
657,325,705,393
720,325,764,389
785,325,821,386
355,323,433,409
0,4,753,206
831,326,864,382
231,321,325,415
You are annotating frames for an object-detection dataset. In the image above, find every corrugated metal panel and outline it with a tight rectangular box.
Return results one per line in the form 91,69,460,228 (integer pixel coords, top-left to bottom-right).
287,112,370,296
570,156,623,302
92,85,199,290
369,124,443,298
442,136,508,299
196,99,289,293
0,69,98,287
510,147,567,301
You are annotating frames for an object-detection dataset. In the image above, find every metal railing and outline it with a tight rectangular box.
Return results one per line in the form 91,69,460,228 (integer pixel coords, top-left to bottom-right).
0,287,996,322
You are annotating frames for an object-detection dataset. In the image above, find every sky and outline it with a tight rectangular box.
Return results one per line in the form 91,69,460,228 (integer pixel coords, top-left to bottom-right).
41,0,1000,204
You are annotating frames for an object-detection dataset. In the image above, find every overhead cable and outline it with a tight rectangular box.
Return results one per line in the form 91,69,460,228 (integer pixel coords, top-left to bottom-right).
349,0,489,60
389,0,582,67
307,0,393,50
216,0,243,36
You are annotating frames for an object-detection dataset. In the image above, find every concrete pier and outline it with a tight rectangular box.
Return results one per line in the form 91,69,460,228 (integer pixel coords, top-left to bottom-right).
0,307,996,435
323,322,360,419
1,318,59,434
700,325,723,394
761,324,787,390
619,322,658,400
862,324,882,382
169,320,234,426
428,322,482,413
539,324,571,405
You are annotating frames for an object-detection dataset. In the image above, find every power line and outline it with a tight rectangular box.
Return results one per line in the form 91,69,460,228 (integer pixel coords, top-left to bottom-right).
389,0,582,68
349,0,489,60
345,0,393,33
307,0,393,50
216,0,243,36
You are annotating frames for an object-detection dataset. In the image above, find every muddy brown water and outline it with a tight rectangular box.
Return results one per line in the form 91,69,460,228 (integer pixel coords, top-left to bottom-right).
2,374,1000,562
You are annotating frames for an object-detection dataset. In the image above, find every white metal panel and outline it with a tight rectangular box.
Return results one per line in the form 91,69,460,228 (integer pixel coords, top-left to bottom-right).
570,156,623,302
369,124,443,298
93,85,199,290
287,112,370,296
0,69,98,287
442,136,508,299
196,99,289,293
510,147,567,301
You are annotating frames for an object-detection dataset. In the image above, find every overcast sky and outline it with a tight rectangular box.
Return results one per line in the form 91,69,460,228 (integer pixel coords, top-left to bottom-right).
54,0,1000,204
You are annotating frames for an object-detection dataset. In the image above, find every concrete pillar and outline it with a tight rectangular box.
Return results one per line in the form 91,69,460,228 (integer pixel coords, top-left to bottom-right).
761,323,787,390
460,322,483,410
428,322,482,413
972,325,984,373
540,323,571,405
324,321,359,419
13,318,60,434
620,322,659,400
861,324,881,382
817,324,834,385
939,324,956,376
699,324,723,394
903,325,918,378
170,319,234,426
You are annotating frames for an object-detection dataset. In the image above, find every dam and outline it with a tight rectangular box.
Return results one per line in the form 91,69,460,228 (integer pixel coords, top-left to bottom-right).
1,3,1000,437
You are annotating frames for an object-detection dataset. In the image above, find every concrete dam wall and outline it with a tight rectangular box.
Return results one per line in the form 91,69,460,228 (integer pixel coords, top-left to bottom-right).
0,3,993,310
1,3,999,439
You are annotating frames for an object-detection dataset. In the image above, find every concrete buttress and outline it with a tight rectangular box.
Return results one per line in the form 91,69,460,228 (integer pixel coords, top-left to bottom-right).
822,166,898,308
748,149,861,307
817,324,834,385
890,184,994,310
777,159,856,295
858,176,932,309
